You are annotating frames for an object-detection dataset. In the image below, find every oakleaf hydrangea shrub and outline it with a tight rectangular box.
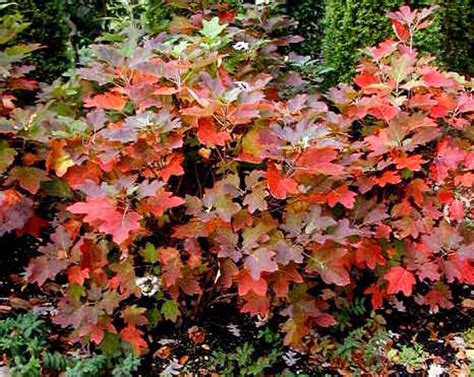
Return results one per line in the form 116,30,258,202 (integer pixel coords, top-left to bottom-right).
0,3,472,354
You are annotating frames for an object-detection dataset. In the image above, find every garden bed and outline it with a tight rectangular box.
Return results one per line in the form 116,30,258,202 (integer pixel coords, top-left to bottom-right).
0,236,472,376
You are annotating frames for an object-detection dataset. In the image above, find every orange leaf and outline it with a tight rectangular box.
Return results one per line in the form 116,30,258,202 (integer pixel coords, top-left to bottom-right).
197,118,231,146
393,154,426,171
120,325,148,354
376,170,401,187
84,91,127,111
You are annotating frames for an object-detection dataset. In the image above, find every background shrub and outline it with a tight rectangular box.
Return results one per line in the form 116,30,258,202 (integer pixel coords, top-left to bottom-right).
434,0,473,76
292,0,472,88
8,0,72,82
285,0,325,58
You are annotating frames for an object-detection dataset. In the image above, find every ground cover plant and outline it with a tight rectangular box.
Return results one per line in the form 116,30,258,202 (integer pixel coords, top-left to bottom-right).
0,1,472,375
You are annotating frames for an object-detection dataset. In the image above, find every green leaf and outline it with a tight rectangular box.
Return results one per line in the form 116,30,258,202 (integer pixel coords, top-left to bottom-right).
69,284,86,300
147,306,161,328
139,242,158,264
161,300,180,322
41,178,73,198
99,332,121,356
0,140,16,173
200,17,226,39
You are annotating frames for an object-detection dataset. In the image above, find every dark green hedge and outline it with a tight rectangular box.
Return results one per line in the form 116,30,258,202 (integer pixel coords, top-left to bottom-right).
285,0,325,58
320,0,436,87
10,0,72,82
435,0,473,76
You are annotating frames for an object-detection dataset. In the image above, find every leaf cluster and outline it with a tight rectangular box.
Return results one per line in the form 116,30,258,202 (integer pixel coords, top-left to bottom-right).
0,2,472,356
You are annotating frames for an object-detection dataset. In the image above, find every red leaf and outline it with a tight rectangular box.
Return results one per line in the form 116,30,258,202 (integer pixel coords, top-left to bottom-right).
326,185,357,209
355,241,386,270
314,313,337,327
9,78,39,91
371,38,398,60
443,256,474,284
423,286,453,312
390,19,409,42
354,71,380,88
227,103,259,125
393,154,426,171
84,91,127,111
160,247,184,287
67,265,89,285
308,243,350,286
152,86,177,95
455,172,474,188
15,214,48,238
27,256,69,286
240,292,270,316
272,264,303,297
364,284,384,309
0,189,34,236
266,162,298,199
373,105,400,123
181,106,213,117
244,248,278,280
158,153,184,182
218,10,237,23
384,266,416,296
405,179,429,206
67,197,142,244
197,118,231,146
178,278,202,296
296,147,344,176
365,129,396,157
217,259,239,288
138,191,184,217
448,200,464,222
237,270,267,296
79,319,116,345
422,68,455,88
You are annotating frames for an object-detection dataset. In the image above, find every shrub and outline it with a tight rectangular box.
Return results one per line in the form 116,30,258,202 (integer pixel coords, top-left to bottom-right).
0,2,472,357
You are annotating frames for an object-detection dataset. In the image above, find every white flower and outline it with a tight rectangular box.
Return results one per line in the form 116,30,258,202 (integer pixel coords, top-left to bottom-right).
427,363,444,377
255,314,268,327
233,41,250,51
255,0,271,5
135,275,160,297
